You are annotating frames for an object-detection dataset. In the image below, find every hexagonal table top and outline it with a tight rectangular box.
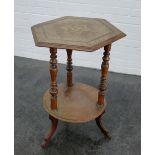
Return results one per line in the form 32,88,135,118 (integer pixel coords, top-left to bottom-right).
31,16,126,52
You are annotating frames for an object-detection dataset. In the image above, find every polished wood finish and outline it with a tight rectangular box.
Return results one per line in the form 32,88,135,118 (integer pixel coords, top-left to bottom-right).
49,48,58,110
43,83,106,123
31,16,126,147
66,49,73,87
96,110,111,139
41,115,58,148
98,44,111,106
31,16,126,51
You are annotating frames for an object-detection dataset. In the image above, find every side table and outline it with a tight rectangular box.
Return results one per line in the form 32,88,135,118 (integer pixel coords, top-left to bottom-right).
31,16,126,148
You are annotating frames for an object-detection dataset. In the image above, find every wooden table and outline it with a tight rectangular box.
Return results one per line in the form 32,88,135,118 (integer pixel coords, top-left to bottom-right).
31,16,126,148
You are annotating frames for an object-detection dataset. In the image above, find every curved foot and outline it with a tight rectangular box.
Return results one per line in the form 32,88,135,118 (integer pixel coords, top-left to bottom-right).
41,115,58,148
96,111,111,139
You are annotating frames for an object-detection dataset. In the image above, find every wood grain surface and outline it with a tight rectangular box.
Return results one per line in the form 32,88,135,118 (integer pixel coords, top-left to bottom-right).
31,16,126,51
43,83,106,123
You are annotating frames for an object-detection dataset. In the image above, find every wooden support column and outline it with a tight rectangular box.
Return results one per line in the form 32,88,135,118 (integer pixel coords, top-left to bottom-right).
66,49,73,87
49,48,58,110
97,44,111,106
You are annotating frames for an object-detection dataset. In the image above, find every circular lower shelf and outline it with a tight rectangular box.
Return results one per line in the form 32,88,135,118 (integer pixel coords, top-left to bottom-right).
43,83,106,123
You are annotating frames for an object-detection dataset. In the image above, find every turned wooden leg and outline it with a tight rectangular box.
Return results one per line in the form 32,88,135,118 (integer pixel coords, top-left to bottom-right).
49,48,58,110
96,111,111,139
66,49,73,87
98,44,111,106
41,115,58,148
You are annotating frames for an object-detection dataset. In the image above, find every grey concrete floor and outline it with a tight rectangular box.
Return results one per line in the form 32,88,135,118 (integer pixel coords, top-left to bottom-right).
14,56,141,155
